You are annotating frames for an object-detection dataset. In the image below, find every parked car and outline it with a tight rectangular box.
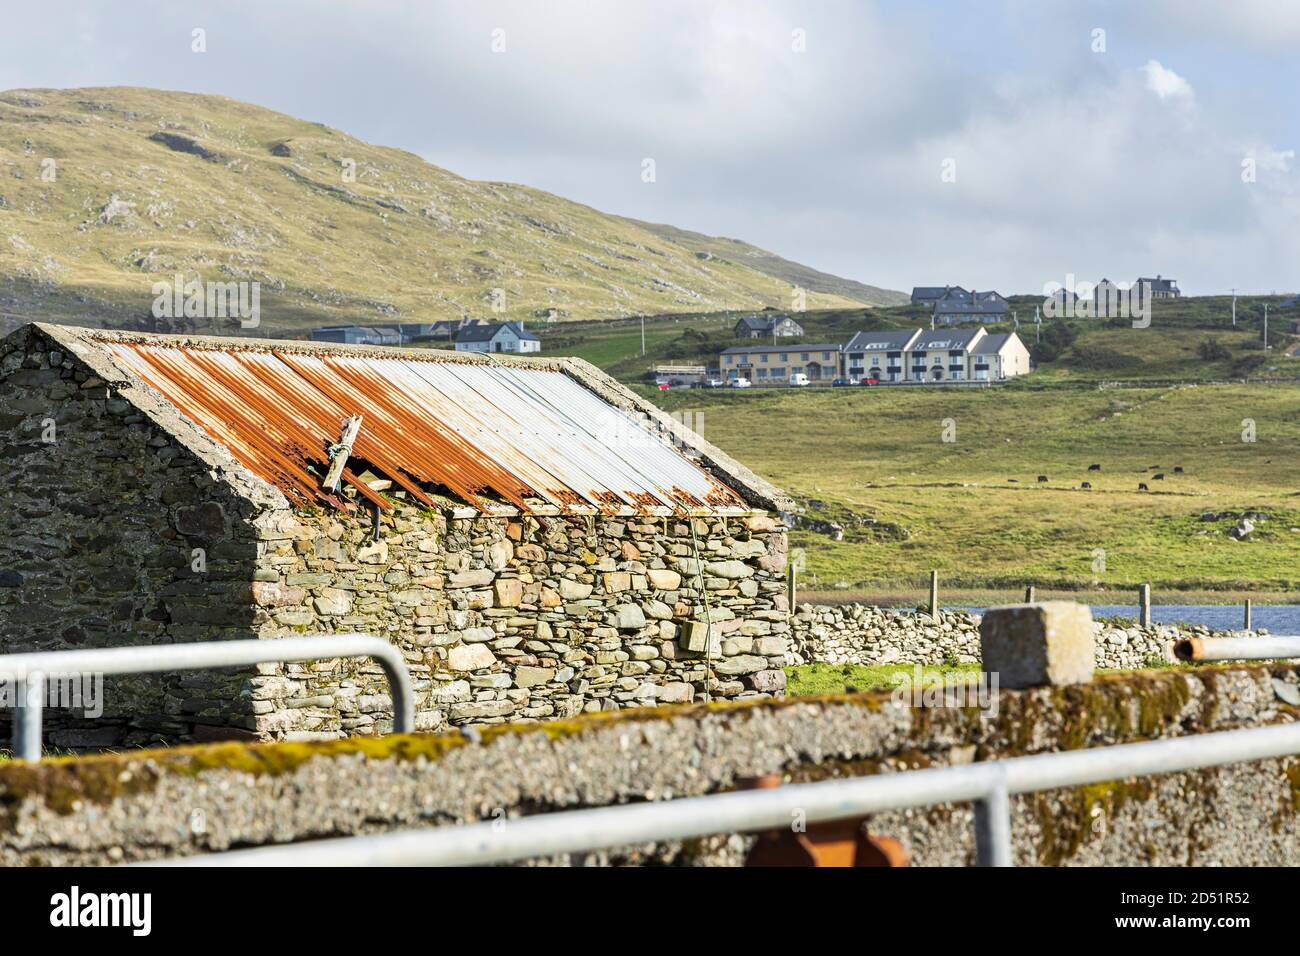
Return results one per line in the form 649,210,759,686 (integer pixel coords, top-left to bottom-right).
858,376,879,386
705,378,725,389
728,378,751,389
789,373,811,387
831,378,851,387
656,381,671,391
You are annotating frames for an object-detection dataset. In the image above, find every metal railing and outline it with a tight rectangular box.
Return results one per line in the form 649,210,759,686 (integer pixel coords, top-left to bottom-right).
139,719,1300,867
1177,634,1300,662
1,635,414,761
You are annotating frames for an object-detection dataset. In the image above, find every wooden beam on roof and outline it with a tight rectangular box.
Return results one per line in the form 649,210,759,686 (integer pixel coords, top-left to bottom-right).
323,415,363,492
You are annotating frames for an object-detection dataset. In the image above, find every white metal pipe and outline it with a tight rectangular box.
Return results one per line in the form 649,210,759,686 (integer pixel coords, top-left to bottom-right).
973,766,1012,867
140,720,1300,867
2,635,414,759
13,673,45,762
1176,635,1300,662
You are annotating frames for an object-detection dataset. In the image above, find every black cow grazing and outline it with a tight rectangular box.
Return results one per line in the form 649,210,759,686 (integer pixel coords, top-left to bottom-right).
1088,463,1101,471
1081,481,1092,489
1008,478,1019,482
1153,473,1165,480
1037,475,1048,483
1138,483,1149,491
1174,466,1184,474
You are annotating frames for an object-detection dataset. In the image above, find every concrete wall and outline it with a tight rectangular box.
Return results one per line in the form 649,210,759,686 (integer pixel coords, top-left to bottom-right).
3,664,1298,866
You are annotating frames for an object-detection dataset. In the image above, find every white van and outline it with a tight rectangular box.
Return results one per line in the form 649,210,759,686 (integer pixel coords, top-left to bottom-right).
789,373,811,387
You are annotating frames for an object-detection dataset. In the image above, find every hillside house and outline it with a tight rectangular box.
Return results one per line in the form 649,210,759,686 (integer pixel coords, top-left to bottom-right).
455,321,541,354
933,291,1010,325
0,324,792,748
911,286,972,307
1092,278,1128,315
720,343,841,384
733,315,805,339
1136,275,1180,299
310,325,402,347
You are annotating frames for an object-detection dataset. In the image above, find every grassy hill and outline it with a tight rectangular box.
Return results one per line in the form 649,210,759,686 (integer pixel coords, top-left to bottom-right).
0,87,900,336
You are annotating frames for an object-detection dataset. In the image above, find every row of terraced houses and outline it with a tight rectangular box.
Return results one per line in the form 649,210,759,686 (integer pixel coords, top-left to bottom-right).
719,326,1031,385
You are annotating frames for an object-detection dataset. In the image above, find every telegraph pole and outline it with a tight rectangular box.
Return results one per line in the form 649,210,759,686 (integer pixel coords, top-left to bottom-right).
1264,303,1269,349
1231,288,1236,327
640,314,646,356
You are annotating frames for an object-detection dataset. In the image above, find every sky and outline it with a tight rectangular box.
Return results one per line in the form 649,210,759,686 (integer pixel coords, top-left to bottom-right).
1,0,1297,296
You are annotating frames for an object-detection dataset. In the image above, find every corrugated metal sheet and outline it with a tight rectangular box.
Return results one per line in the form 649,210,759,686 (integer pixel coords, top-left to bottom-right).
101,342,747,515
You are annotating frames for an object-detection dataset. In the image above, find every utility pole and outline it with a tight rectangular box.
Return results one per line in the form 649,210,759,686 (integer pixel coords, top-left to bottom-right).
640,315,646,356
1264,303,1269,349
1231,288,1236,327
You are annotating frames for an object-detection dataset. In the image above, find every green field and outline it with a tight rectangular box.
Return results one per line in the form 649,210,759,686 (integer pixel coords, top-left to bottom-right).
650,376,1300,596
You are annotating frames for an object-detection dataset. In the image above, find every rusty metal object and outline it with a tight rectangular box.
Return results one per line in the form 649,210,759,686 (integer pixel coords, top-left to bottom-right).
738,774,908,867
101,341,748,515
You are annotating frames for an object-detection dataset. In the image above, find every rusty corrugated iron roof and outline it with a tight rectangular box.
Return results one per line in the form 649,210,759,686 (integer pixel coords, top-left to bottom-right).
100,340,748,515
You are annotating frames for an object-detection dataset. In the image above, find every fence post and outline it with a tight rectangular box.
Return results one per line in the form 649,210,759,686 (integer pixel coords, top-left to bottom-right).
974,772,1013,867
1138,583,1151,628
928,570,940,619
1244,598,1253,631
786,561,797,617
1024,585,1035,603
13,672,44,762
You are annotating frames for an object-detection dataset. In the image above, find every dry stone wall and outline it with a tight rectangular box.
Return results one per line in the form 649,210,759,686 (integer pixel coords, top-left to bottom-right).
0,326,265,748
243,504,791,739
788,603,1220,670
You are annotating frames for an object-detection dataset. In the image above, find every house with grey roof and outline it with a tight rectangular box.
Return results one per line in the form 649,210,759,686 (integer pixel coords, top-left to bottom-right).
933,292,1010,325
455,321,541,354
970,331,1031,381
310,325,402,347
733,314,805,339
844,329,922,382
911,285,973,306
1135,275,1180,299
855,327,1030,383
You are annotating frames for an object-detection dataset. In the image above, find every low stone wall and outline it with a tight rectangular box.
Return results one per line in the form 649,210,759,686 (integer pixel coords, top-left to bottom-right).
788,603,1227,670
3,664,1299,866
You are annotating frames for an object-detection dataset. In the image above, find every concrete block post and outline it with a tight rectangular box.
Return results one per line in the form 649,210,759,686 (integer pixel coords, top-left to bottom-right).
1139,583,1152,628
929,570,939,618
1244,598,1253,631
1024,585,1036,603
979,601,1095,689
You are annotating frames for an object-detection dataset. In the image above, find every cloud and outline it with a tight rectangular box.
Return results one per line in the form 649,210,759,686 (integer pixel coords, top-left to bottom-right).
1142,60,1193,101
0,0,1295,296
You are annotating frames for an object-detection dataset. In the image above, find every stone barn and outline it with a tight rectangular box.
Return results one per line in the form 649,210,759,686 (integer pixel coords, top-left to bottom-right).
0,323,794,748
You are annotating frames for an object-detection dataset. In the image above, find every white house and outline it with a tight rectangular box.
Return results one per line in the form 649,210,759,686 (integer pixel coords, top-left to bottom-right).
969,332,1031,381
845,327,1030,383
455,321,541,354
843,329,921,382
